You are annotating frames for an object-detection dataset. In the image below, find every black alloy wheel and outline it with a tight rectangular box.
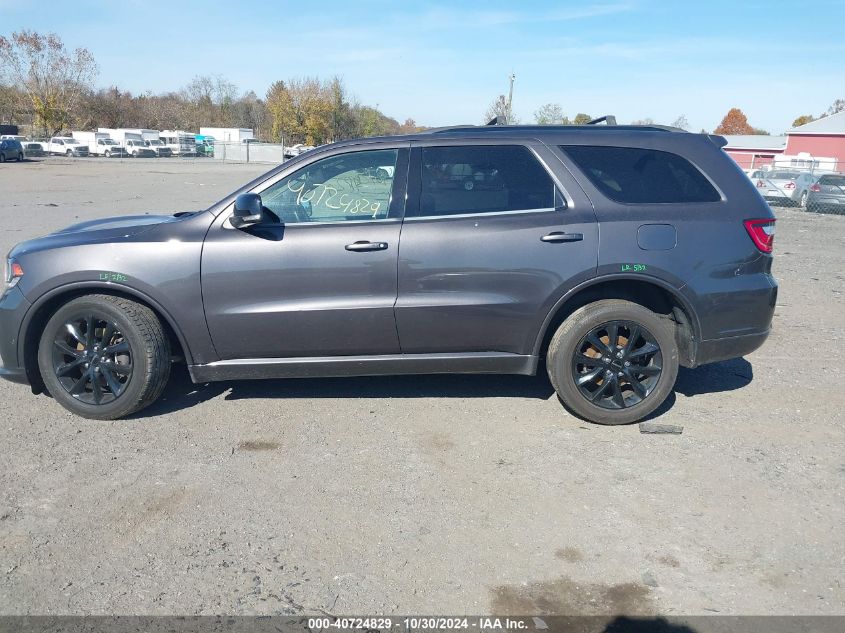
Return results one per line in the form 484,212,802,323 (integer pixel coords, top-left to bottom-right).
571,320,663,410
51,313,133,405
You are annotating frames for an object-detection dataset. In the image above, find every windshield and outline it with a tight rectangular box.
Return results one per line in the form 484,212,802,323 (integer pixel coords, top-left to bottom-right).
146,140,162,145
103,139,118,145
820,176,845,186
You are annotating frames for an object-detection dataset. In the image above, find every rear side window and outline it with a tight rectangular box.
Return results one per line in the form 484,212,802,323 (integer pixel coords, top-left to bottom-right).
563,145,721,204
819,175,845,186
416,145,555,216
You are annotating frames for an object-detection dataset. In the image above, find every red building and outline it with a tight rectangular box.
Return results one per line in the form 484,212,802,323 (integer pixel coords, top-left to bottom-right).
784,110,845,172
724,135,786,170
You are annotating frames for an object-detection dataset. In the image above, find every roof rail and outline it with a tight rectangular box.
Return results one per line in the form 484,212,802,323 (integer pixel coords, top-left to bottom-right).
588,115,617,125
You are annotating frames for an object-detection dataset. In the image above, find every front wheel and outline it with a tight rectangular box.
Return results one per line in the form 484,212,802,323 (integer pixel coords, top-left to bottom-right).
547,299,679,425
37,295,171,420
66,150,73,157
104,150,111,157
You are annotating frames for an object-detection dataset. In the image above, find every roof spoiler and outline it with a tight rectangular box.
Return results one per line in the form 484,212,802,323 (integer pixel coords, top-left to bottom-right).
486,116,506,126
588,115,617,125
707,134,728,148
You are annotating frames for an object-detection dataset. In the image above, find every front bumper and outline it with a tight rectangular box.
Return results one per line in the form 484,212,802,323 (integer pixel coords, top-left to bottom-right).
0,286,32,385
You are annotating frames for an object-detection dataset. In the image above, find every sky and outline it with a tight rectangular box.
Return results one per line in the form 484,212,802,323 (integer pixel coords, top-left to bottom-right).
2,0,844,134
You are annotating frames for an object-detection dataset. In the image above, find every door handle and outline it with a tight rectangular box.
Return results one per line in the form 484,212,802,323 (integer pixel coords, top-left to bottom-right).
541,231,583,243
345,240,389,252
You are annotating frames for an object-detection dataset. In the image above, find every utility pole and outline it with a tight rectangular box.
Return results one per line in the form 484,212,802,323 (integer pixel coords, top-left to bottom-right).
506,72,516,124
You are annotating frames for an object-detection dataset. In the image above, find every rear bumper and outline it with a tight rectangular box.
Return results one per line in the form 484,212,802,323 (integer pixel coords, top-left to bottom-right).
0,286,31,385
694,329,771,367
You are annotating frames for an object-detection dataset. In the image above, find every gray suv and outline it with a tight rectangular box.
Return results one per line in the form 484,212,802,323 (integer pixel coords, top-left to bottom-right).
0,124,777,424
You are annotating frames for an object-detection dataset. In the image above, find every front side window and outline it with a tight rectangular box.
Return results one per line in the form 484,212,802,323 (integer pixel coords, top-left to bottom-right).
563,145,721,204
260,149,399,223
415,145,555,217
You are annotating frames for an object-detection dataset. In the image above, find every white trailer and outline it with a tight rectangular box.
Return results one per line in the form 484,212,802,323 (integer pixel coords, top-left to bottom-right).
199,127,255,143
159,130,197,156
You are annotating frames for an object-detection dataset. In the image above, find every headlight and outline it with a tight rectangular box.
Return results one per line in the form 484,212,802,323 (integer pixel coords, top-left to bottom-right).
4,258,23,292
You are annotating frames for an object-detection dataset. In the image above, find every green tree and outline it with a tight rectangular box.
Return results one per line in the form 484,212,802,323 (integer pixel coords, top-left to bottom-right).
791,114,815,128
572,113,592,125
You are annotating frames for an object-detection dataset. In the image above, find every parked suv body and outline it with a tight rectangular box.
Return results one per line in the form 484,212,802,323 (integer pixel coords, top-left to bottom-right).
0,139,24,162
0,124,777,424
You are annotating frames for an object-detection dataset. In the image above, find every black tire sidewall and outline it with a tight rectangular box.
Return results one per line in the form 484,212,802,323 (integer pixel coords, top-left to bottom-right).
548,301,679,425
38,297,157,419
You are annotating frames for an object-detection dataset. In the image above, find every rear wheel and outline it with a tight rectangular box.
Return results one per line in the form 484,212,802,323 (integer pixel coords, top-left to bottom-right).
547,300,679,425
800,191,809,208
37,295,171,420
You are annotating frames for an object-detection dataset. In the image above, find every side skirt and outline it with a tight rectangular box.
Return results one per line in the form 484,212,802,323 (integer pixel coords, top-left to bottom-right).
188,352,538,383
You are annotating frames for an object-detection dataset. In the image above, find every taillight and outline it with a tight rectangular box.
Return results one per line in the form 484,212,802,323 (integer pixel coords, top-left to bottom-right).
784,182,796,190
756,180,764,188
744,219,775,254
811,183,821,192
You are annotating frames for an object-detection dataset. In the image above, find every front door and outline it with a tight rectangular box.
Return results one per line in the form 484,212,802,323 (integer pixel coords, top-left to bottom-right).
395,141,598,356
202,145,409,360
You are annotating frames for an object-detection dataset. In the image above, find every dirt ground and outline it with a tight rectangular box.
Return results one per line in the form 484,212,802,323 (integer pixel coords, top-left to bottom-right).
0,158,843,616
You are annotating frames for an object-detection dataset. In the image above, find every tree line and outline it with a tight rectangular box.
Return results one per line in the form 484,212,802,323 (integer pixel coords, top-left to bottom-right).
4,30,843,143
0,30,424,143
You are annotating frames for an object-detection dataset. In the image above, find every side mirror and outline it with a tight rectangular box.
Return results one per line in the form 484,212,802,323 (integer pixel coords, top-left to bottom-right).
231,193,264,228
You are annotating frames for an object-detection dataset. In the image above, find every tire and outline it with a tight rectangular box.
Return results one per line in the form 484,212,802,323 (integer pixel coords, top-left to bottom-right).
800,191,808,208
37,294,171,420
16,152,23,162
66,150,72,157
104,150,111,158
547,299,679,425
0,153,5,163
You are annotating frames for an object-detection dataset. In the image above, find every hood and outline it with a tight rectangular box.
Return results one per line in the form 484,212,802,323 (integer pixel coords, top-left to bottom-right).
9,212,200,259
52,214,184,235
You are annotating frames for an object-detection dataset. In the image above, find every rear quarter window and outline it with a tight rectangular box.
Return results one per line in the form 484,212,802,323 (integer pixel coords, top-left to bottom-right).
562,145,721,204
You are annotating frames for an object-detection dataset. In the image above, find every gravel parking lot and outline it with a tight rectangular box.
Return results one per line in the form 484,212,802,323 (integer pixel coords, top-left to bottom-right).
0,158,843,616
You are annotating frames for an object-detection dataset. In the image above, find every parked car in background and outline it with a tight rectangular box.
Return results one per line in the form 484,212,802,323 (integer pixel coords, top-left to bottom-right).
807,173,845,214
755,171,817,207
0,139,25,162
22,142,44,157
46,137,89,157
125,139,156,158
743,168,767,180
145,139,172,157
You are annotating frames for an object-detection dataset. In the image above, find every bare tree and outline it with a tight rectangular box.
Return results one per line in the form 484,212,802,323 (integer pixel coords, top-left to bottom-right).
534,103,569,125
484,95,517,124
0,31,97,135
671,115,689,130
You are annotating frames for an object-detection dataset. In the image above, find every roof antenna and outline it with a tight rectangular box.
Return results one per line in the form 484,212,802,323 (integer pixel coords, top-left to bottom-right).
587,115,617,125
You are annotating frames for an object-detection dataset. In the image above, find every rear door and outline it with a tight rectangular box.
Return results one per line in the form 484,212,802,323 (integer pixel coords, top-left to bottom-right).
395,140,597,356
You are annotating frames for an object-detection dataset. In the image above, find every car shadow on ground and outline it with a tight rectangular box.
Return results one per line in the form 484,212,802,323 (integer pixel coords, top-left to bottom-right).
135,357,754,422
